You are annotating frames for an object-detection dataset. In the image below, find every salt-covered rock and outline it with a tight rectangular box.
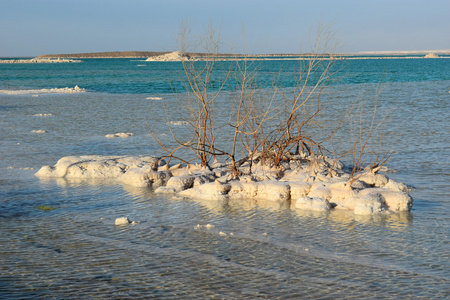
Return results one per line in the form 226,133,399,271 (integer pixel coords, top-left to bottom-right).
178,182,231,201
255,180,291,203
228,181,259,199
358,173,389,187
358,188,413,212
115,217,130,225
379,191,413,212
116,168,152,187
165,175,195,192
105,132,134,138
384,179,411,193
289,182,311,200
329,182,357,201
35,155,160,179
331,196,359,210
308,183,331,200
295,196,331,211
353,193,385,215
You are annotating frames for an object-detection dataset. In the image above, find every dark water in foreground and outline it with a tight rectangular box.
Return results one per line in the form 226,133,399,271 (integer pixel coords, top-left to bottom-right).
0,58,449,298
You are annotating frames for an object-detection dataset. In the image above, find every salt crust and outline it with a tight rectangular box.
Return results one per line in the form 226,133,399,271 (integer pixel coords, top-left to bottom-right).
0,86,85,95
31,130,47,134
145,51,195,62
0,58,82,64
35,155,413,214
115,217,130,225
105,132,134,138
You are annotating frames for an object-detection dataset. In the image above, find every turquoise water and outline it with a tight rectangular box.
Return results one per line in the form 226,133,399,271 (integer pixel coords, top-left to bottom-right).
0,58,449,299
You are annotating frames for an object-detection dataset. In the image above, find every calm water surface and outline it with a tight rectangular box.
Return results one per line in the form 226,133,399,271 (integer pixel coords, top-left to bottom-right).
0,58,449,299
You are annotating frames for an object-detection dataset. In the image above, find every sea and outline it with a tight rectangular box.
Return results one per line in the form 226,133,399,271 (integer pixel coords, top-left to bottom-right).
0,57,449,299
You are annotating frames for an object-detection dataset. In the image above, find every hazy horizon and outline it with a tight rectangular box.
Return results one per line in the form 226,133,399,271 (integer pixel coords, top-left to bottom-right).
1,0,449,57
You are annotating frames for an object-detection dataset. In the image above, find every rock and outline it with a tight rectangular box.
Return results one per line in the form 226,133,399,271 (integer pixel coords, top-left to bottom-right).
384,179,411,193
289,182,311,200
358,188,413,212
31,130,47,134
295,196,331,211
105,132,134,138
115,217,130,225
358,173,389,187
353,193,385,215
165,175,195,192
178,182,231,201
256,181,291,203
35,155,160,179
308,183,332,200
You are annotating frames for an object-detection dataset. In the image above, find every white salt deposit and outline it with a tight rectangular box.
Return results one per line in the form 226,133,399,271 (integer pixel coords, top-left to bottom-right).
295,196,331,212
105,132,134,138
35,153,414,214
35,155,161,179
168,121,189,126
33,113,53,117
0,58,82,64
146,51,196,62
115,217,131,225
0,86,85,95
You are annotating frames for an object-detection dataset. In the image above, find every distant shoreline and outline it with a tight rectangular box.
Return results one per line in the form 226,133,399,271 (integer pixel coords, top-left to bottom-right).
1,50,449,63
33,49,450,59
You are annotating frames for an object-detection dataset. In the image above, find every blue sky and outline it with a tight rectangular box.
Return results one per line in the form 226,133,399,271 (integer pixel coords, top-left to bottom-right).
0,0,448,56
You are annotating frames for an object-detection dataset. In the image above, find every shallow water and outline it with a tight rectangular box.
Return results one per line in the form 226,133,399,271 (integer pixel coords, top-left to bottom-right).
0,59,449,298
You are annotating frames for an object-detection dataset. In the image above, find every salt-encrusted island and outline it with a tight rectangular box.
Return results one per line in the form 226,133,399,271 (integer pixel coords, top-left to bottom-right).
0,58,82,63
35,153,413,215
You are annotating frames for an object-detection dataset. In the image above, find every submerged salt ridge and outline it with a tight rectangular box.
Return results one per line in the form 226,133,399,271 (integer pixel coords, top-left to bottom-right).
35,154,412,215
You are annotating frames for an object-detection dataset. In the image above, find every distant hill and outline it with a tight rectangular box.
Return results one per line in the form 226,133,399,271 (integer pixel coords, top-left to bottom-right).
37,51,171,58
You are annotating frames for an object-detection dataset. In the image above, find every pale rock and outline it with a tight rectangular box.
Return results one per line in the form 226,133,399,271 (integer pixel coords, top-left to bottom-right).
384,179,411,193
358,173,389,187
228,181,259,199
289,182,311,206
353,193,385,215
165,175,195,192
154,186,179,194
178,182,231,201
255,180,290,203
32,130,47,134
329,181,357,201
105,132,134,138
35,155,160,179
146,171,172,187
295,196,331,212
358,188,413,212
379,191,413,212
116,168,152,187
308,183,332,200
115,217,130,225
331,196,359,210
